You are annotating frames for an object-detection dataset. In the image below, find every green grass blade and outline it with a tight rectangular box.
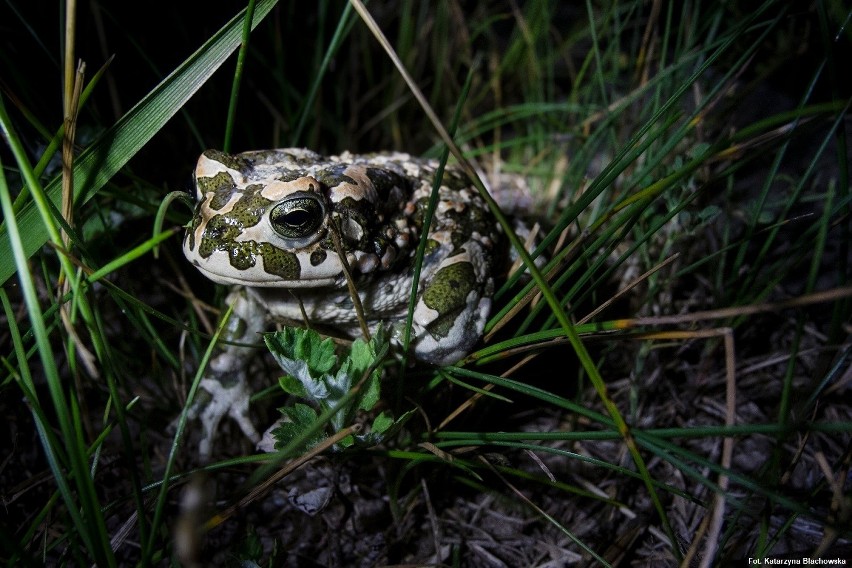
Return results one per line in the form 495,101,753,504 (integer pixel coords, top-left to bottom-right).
0,0,280,286
0,147,114,568
222,0,258,152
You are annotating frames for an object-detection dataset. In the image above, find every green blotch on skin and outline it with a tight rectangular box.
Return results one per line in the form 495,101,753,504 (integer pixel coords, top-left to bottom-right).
426,309,462,338
198,172,237,207
228,185,272,228
259,243,301,279
185,208,203,251
316,165,357,189
229,242,257,271
196,186,274,262
364,167,407,200
203,149,248,172
199,217,241,259
422,257,482,340
424,238,440,255
277,170,311,183
423,261,475,316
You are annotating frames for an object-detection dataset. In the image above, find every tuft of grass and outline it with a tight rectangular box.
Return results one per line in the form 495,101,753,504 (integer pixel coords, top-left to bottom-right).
0,0,849,565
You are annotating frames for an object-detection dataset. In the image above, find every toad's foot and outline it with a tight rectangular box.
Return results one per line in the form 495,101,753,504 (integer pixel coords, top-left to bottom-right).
185,375,261,459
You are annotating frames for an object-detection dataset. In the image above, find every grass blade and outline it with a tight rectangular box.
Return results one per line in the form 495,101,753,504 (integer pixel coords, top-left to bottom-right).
0,0,280,286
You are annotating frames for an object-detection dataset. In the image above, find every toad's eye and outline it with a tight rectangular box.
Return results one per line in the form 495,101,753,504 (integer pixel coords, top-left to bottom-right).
269,193,325,246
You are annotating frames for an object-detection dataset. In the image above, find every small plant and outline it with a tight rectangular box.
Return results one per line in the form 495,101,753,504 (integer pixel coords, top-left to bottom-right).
265,325,407,451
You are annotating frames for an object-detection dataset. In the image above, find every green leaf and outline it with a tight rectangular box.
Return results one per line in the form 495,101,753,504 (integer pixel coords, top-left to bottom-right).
294,329,338,374
273,403,325,451
336,434,355,449
265,328,337,376
370,411,394,436
356,365,382,412
0,0,280,286
265,328,338,401
268,325,392,448
277,374,307,398
346,330,387,411
353,409,415,447
349,335,375,374
328,358,356,403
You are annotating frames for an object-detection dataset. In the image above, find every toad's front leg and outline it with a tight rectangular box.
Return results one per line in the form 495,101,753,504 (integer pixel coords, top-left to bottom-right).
188,287,267,459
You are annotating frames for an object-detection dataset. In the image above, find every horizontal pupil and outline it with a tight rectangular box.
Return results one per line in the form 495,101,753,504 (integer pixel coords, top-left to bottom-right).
285,209,311,227
269,193,326,243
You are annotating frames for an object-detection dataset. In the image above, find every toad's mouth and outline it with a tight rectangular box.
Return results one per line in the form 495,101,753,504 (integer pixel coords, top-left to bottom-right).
186,247,343,289
191,261,341,288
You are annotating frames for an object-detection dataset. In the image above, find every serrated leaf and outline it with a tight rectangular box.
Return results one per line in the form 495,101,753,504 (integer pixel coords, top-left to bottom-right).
296,331,337,374
273,403,325,451
265,328,338,400
328,359,355,402
349,336,376,375
272,354,327,400
266,328,337,375
278,375,307,398
270,324,392,444
345,327,387,412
